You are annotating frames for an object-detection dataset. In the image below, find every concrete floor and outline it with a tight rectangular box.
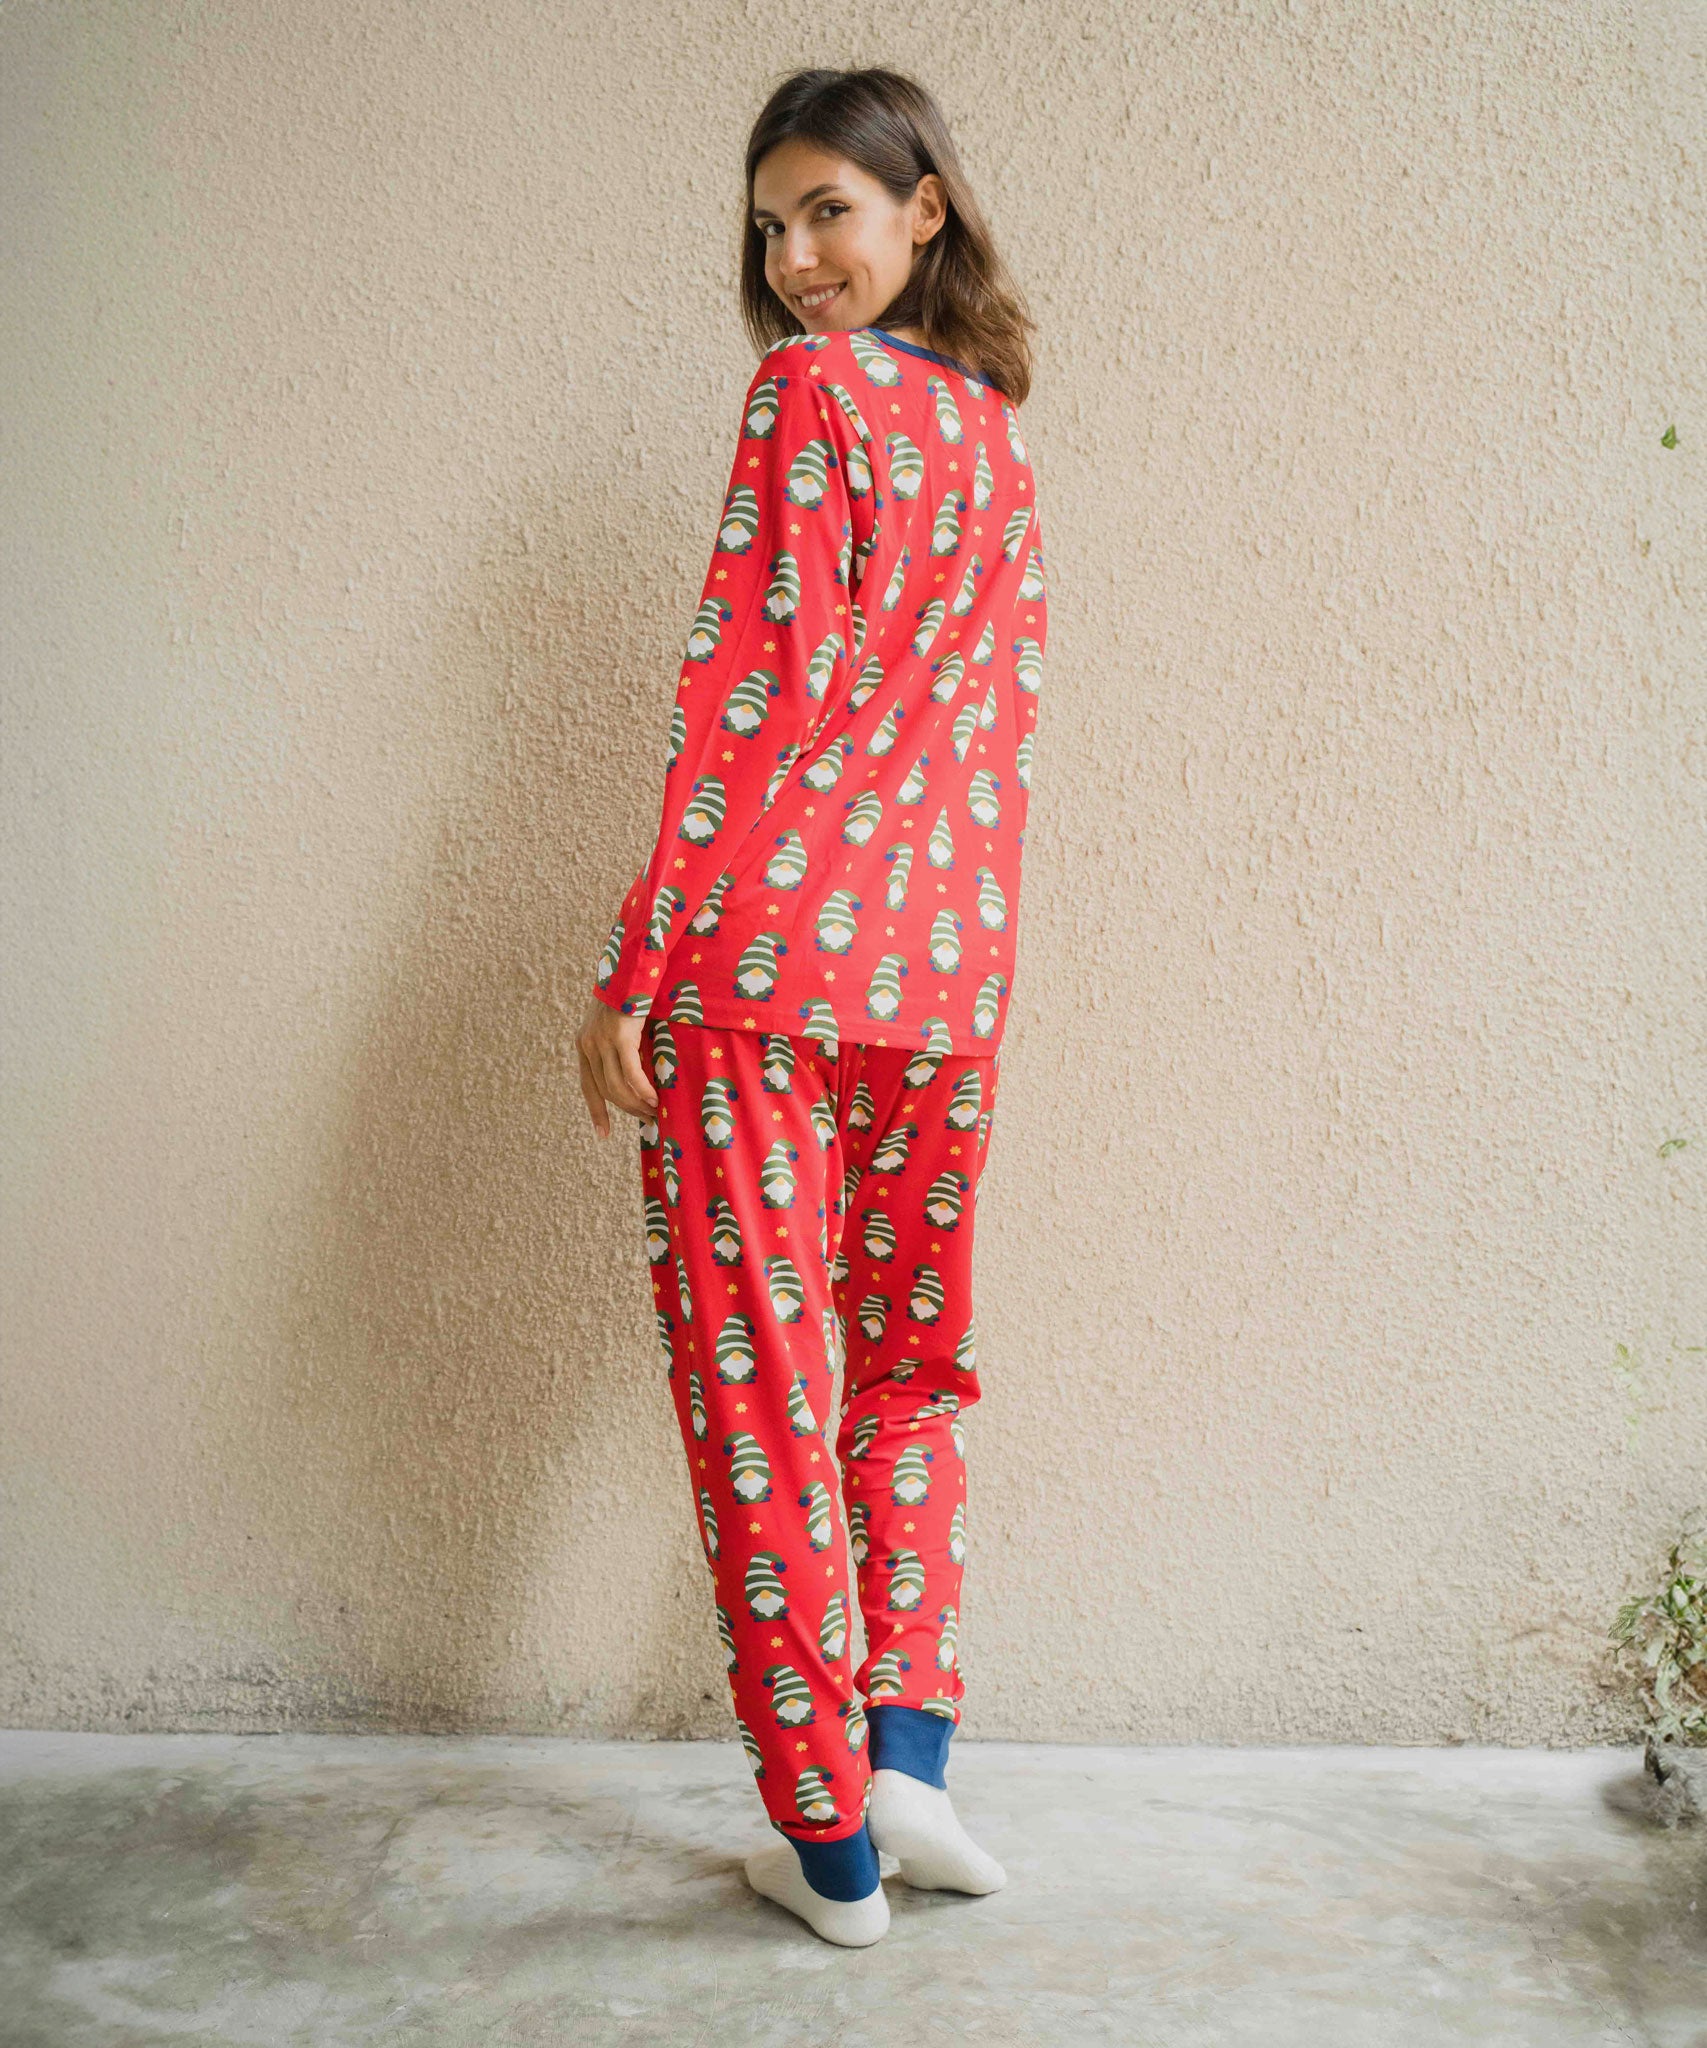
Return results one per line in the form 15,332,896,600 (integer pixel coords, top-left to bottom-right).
0,1734,1701,2047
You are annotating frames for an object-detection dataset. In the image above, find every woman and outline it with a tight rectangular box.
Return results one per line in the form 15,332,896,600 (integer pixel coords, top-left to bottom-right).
578,66,1047,1948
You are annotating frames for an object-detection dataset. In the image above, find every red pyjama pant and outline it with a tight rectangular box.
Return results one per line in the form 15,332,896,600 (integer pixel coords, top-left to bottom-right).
638,1014,1001,1843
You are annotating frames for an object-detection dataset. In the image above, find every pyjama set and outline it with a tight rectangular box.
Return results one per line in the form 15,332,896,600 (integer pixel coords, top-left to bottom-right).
591,322,1048,1857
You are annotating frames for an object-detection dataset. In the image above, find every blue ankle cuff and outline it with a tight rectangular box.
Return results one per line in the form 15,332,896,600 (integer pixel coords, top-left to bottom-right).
782,1820,880,1901
867,1703,952,1789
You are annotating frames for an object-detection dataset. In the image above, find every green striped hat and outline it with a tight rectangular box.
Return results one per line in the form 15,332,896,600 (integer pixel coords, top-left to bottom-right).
865,1649,911,1698
714,1310,758,1382
850,330,903,386
758,1139,798,1208
972,441,994,509
733,929,786,1001
880,551,910,612
765,1662,814,1723
922,1169,967,1229
930,651,965,703
762,747,799,810
785,437,835,509
976,867,1007,928
886,429,924,497
825,379,872,441
908,1263,945,1323
679,773,726,845
648,1014,680,1080
806,632,842,702
927,805,955,869
1012,635,1043,695
708,1197,743,1263
912,597,946,656
886,1547,927,1611
783,1374,818,1441
895,755,930,805
865,702,904,755
870,1122,912,1175
727,1431,772,1504
796,1000,838,1059
765,1254,806,1323
892,1443,935,1505
951,702,979,760
801,734,852,791
718,484,761,552
684,864,733,937
930,488,965,556
950,554,983,617
699,1076,738,1148
848,652,885,710
721,667,777,736
814,888,860,953
746,1551,789,1618
967,769,1001,828
929,374,964,444
684,596,732,663
800,1478,836,1553
841,788,883,845
595,918,625,989
864,951,906,1021
764,830,809,890
744,376,783,438
759,1033,795,1091
971,972,1006,1040
861,1206,898,1262
819,1588,850,1660
762,549,800,623
792,1766,839,1822
885,841,914,902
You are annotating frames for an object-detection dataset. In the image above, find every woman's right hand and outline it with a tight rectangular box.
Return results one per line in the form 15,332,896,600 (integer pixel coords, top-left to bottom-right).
577,996,660,1139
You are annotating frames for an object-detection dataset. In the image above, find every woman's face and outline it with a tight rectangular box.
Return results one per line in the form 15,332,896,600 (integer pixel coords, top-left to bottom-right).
751,139,945,335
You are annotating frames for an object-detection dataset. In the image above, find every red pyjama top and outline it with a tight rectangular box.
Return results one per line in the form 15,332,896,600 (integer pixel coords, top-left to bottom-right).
592,323,1048,1058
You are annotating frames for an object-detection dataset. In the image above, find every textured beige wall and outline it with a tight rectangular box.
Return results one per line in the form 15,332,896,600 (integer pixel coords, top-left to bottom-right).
3,0,1703,1742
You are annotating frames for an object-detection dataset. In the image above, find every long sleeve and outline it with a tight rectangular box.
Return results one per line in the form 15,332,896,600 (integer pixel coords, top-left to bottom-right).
592,339,875,1021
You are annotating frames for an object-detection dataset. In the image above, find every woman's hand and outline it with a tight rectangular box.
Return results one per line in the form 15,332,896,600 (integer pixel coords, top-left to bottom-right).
577,997,659,1139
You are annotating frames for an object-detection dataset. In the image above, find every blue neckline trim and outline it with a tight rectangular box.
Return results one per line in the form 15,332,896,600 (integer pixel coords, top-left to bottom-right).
865,325,990,390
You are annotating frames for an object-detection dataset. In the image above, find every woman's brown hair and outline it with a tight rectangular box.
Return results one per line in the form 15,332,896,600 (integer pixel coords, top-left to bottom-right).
739,68,1037,409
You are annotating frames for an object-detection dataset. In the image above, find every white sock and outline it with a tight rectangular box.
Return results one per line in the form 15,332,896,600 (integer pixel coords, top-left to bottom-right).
867,1768,1007,1894
743,1839,890,1947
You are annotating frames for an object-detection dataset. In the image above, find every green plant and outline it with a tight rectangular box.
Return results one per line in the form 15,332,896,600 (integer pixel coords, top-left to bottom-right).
1609,1509,1707,1746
